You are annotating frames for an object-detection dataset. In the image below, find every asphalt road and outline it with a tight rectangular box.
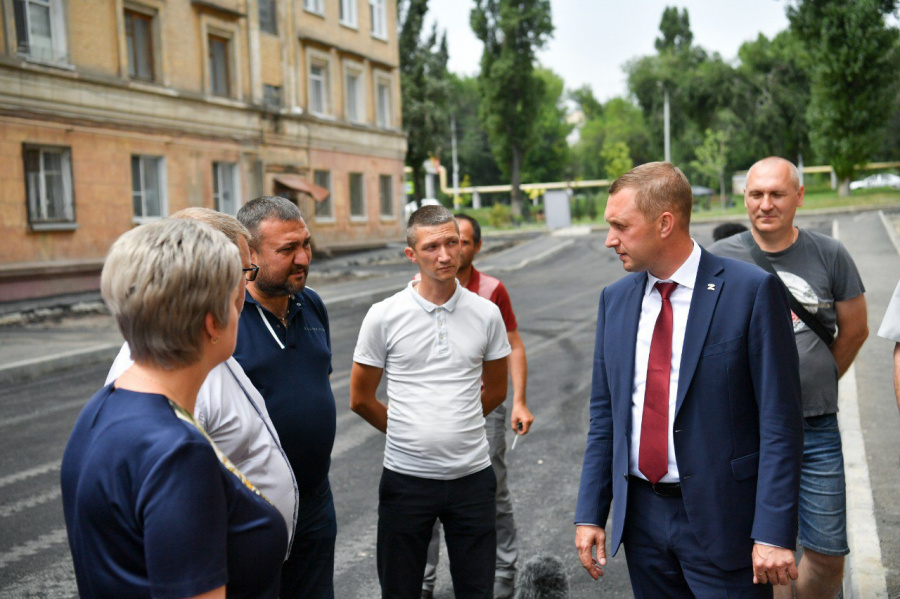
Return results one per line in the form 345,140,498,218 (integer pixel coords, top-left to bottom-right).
0,213,897,598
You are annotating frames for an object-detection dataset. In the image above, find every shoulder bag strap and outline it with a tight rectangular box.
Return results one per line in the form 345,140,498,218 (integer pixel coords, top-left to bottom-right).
739,231,834,347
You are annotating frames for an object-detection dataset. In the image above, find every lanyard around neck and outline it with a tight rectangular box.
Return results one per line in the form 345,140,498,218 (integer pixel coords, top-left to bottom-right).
256,304,286,350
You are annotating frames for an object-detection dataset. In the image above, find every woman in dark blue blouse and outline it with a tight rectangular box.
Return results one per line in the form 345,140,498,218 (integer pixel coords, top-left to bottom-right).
61,219,286,599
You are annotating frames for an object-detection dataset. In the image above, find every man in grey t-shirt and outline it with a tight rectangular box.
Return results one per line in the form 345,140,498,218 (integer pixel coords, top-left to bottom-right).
709,157,868,599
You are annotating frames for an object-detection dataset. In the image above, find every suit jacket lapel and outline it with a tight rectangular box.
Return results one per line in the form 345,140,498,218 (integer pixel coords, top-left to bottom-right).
676,249,723,415
613,273,647,439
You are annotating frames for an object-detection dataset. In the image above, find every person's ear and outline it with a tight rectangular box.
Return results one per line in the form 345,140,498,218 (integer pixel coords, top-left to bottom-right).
204,311,222,341
404,246,417,263
658,212,675,238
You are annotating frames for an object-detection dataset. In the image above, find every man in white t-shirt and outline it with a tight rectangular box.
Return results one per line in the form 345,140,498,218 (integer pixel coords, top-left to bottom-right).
351,205,511,598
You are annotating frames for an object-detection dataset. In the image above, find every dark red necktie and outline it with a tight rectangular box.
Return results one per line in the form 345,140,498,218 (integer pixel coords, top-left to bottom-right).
639,281,677,485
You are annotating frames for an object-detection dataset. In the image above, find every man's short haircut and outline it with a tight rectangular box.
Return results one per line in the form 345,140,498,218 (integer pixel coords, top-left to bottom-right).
237,196,305,249
746,156,801,191
171,207,250,248
101,219,241,370
609,161,693,227
406,204,458,247
454,213,482,245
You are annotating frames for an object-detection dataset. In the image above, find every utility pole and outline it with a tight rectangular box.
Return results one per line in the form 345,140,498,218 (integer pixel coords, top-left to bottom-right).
451,115,460,211
663,87,671,163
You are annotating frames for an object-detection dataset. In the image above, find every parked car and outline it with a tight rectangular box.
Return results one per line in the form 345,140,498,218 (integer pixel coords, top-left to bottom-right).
849,173,900,190
403,198,442,219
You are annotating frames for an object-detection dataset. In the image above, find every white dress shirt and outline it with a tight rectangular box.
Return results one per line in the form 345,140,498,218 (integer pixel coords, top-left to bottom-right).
629,241,701,483
106,344,299,558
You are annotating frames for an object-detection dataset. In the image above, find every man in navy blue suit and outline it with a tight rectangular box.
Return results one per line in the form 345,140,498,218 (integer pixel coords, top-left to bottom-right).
574,162,804,597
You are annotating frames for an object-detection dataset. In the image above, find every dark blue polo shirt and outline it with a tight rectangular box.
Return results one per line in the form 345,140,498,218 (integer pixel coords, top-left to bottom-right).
234,288,336,497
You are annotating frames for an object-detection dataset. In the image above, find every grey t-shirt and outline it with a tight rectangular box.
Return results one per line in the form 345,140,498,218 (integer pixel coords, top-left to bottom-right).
709,230,865,416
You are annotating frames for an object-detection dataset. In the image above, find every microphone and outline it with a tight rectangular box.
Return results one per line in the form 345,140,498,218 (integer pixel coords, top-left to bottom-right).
514,555,570,599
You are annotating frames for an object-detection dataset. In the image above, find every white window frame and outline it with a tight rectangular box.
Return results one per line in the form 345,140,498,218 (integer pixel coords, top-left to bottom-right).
379,174,395,219
349,172,367,221
213,162,241,215
374,70,393,128
23,144,75,229
343,60,366,124
339,0,357,28
302,0,323,15
369,0,386,40
131,155,167,223
307,49,331,117
313,169,334,222
13,0,69,64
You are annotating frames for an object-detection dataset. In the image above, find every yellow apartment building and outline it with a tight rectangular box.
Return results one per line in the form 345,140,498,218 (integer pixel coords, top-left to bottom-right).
0,0,407,304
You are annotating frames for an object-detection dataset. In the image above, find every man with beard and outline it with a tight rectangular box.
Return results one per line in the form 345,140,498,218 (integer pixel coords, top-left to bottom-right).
235,196,337,599
421,213,533,599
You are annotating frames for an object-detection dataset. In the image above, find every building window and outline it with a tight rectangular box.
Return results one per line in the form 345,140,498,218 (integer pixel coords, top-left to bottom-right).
125,9,154,81
370,0,386,39
258,0,276,35
314,170,333,220
308,57,330,116
379,174,394,217
349,172,365,219
13,0,68,63
376,77,391,128
23,145,74,225
213,162,240,215
303,0,323,14
263,84,281,110
208,35,230,97
131,155,166,221
344,65,364,123
339,0,357,28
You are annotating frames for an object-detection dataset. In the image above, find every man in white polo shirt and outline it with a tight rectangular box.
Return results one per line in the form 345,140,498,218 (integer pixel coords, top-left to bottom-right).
350,205,511,599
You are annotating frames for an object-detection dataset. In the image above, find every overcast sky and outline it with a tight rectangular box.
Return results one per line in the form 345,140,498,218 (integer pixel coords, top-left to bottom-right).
426,0,791,101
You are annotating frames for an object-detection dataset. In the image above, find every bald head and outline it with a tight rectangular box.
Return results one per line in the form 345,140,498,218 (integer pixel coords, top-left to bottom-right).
746,157,801,193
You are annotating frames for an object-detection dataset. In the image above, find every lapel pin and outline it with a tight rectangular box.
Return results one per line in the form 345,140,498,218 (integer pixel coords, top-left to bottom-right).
707,283,716,291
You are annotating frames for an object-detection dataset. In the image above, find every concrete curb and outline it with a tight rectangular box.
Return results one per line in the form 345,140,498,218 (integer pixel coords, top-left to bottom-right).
0,343,122,386
839,365,889,598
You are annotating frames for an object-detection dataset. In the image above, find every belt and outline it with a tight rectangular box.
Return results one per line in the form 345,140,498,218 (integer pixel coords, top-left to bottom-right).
631,475,682,498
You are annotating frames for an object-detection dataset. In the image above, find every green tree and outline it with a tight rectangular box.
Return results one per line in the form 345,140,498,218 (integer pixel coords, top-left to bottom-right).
521,67,573,184
447,73,503,187
655,6,693,53
601,140,633,180
690,128,730,207
788,0,900,195
471,0,554,219
732,31,811,168
399,0,450,203
569,93,650,181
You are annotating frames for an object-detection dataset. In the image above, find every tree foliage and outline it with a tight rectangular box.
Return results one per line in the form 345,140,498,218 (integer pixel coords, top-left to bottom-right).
788,0,900,194
446,73,503,187
690,127,730,202
521,67,573,184
471,0,554,218
399,0,449,203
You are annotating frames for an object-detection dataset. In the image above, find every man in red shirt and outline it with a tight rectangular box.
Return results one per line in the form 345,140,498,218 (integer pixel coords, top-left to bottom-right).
422,213,534,599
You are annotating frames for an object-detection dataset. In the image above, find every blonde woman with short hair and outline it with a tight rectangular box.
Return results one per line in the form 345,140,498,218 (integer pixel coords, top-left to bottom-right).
61,219,287,598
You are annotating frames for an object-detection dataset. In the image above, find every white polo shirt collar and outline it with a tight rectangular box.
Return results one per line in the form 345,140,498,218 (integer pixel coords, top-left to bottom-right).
407,279,463,313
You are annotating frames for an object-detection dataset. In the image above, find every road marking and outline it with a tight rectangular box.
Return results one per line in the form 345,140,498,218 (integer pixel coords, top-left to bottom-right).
0,461,60,490
878,209,900,255
838,366,889,598
0,528,69,570
0,488,62,518
0,399,85,429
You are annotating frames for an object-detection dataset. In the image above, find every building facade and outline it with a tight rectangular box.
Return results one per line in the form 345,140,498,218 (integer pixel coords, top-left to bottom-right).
0,0,407,303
